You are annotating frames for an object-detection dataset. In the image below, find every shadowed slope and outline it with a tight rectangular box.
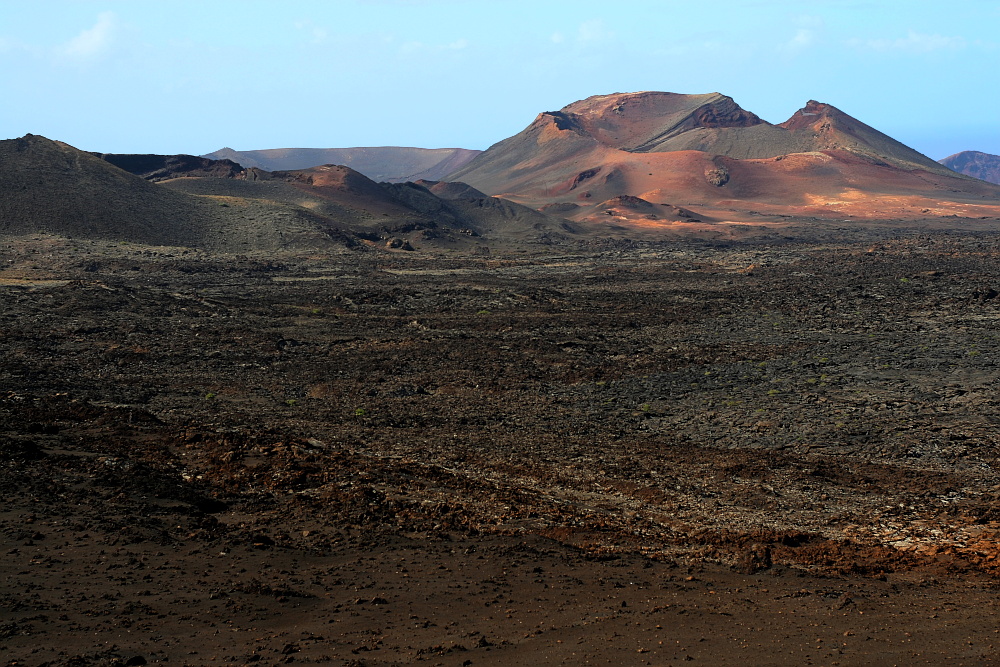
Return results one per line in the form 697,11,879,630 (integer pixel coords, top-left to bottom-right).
412,179,489,200
2,133,567,250
163,164,571,245
96,153,246,181
0,136,368,251
0,135,214,245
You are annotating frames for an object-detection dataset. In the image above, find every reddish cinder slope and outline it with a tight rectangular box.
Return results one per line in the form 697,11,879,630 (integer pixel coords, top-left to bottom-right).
448,91,1000,227
776,100,946,172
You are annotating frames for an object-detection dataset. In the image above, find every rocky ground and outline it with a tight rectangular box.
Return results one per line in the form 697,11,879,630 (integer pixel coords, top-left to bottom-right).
2,231,1000,665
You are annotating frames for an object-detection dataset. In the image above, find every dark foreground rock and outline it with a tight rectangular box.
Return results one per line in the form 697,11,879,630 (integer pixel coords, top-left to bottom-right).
2,232,1000,664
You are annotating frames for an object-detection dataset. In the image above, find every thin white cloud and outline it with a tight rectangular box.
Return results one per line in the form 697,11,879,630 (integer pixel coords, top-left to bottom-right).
577,19,613,44
850,30,966,53
58,11,116,59
777,15,824,54
784,28,814,51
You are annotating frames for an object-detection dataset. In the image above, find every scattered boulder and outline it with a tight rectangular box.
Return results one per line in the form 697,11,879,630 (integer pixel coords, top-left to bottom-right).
706,166,730,187
734,543,772,574
386,237,415,251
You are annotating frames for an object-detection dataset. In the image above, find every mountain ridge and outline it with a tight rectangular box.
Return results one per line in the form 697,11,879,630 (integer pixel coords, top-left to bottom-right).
1,134,566,250
446,91,1000,227
203,146,480,183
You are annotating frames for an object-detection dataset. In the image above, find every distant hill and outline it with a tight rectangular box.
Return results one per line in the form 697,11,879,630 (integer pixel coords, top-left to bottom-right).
940,151,1000,185
1,134,566,250
447,91,1000,226
203,146,480,183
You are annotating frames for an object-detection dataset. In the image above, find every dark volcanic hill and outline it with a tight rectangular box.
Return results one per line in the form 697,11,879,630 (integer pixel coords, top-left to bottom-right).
412,179,489,200
95,153,245,181
0,135,383,251
0,135,217,246
0,134,565,250
204,146,480,183
940,150,1000,185
447,91,1000,227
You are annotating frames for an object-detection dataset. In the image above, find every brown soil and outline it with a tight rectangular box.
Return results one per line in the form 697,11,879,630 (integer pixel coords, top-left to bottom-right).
3,233,1000,665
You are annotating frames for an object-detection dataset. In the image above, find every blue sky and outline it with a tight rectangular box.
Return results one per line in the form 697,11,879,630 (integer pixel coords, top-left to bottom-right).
1,1,997,159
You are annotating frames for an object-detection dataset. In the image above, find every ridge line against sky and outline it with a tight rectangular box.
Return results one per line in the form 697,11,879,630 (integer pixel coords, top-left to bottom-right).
1,0,998,159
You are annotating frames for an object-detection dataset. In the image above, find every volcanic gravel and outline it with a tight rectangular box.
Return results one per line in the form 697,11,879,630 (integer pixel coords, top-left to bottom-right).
2,233,1000,665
